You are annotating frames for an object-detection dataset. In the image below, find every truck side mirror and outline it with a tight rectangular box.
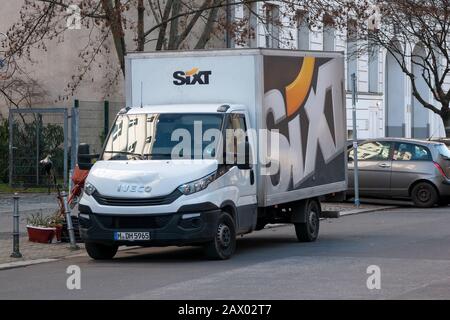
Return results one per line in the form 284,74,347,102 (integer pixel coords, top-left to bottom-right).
78,143,95,171
237,141,252,170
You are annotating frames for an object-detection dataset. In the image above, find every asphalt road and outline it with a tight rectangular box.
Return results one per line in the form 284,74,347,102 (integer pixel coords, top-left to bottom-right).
1,207,450,300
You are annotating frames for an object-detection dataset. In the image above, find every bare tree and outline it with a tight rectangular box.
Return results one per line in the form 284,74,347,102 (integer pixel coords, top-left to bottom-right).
344,0,450,137
0,0,360,105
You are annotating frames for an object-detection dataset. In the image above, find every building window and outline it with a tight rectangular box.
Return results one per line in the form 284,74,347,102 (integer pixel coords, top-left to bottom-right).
347,19,358,90
297,11,309,50
323,14,335,51
265,4,280,48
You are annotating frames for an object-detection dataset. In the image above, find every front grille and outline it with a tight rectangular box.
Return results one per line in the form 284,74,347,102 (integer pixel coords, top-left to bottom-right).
96,214,173,229
92,190,182,207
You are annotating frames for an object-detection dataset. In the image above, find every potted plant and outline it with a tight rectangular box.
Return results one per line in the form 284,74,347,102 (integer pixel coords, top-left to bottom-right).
26,213,56,244
48,212,65,242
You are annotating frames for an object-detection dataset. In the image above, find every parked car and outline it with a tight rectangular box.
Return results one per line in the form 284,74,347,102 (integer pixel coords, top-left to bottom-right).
348,138,450,208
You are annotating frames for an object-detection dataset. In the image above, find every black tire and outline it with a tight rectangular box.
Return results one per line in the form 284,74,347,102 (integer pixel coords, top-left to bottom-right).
204,212,236,260
411,182,439,208
294,200,320,243
85,242,118,260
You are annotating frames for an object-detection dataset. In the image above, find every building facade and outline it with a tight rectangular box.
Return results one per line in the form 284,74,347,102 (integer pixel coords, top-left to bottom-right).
231,2,449,139
1,1,449,139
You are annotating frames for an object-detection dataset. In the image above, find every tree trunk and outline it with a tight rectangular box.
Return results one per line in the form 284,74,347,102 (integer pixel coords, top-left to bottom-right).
100,0,126,76
442,113,450,138
155,0,174,51
137,0,145,51
168,0,181,50
195,0,221,49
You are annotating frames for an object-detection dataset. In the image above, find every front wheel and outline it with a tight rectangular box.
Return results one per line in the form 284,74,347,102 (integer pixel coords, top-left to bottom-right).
294,200,320,243
85,242,118,260
204,212,236,260
411,182,438,208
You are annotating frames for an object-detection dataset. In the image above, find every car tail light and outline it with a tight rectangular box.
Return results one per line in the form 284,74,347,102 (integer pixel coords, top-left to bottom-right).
434,162,448,178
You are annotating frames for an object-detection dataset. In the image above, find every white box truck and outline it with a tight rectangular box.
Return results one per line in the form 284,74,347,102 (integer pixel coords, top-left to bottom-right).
77,49,347,260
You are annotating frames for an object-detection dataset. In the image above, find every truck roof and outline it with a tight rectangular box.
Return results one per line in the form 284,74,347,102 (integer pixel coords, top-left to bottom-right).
125,48,344,59
121,104,244,115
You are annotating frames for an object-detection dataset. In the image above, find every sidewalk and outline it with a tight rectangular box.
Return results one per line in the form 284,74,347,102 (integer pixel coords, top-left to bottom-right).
0,196,397,269
0,192,84,269
0,238,85,268
321,202,397,217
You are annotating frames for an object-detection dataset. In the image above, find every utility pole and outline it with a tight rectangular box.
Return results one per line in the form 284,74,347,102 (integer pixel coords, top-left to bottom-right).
351,73,360,208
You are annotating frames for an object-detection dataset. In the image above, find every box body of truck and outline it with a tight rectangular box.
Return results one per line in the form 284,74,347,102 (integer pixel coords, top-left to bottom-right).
125,49,347,207
78,49,347,260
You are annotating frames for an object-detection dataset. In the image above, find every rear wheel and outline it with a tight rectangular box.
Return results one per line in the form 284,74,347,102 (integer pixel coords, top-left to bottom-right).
411,182,439,208
294,200,321,242
204,212,236,260
85,242,118,260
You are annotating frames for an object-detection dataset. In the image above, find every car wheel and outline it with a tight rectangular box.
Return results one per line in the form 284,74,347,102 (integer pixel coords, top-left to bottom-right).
85,242,118,260
204,212,236,260
411,182,439,208
294,200,321,242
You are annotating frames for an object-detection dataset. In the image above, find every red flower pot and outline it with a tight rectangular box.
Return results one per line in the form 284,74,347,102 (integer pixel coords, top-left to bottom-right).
27,226,56,244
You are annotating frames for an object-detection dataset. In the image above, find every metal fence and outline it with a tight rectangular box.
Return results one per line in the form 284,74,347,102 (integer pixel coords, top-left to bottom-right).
9,100,124,188
8,108,70,188
7,100,125,188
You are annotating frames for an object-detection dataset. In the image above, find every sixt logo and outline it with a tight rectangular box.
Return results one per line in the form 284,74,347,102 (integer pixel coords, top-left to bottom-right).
173,67,212,86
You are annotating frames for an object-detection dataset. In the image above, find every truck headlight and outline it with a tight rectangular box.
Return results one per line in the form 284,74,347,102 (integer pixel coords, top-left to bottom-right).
84,182,97,196
178,171,218,195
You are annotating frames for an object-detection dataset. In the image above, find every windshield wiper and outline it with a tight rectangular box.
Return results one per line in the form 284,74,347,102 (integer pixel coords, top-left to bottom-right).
104,151,145,159
142,153,173,159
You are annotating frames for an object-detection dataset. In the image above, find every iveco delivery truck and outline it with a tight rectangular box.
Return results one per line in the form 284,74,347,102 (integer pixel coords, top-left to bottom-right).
77,49,348,260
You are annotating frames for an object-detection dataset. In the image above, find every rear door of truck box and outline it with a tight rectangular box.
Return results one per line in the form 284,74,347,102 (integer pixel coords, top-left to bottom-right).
258,51,347,207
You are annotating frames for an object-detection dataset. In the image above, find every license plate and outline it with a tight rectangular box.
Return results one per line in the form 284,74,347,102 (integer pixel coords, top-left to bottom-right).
114,232,151,241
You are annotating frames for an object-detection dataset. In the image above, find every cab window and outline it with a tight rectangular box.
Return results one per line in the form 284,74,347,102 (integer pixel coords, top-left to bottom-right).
225,114,247,155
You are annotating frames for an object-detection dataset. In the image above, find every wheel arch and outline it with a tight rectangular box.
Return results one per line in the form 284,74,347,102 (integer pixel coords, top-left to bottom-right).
408,179,440,198
291,198,321,224
220,201,237,222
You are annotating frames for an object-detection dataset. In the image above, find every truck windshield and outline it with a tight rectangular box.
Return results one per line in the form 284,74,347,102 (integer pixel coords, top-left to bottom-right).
102,113,224,161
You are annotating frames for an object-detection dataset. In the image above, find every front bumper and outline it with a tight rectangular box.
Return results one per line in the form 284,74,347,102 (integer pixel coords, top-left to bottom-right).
78,205,220,247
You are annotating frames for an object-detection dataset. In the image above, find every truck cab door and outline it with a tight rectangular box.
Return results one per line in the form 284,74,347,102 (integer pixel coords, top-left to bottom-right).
225,112,257,233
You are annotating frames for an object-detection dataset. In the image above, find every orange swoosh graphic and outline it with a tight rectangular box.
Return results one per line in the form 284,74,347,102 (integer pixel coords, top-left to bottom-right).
185,67,199,76
285,57,315,117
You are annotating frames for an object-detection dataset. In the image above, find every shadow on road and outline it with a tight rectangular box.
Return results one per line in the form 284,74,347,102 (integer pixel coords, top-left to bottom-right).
104,228,302,263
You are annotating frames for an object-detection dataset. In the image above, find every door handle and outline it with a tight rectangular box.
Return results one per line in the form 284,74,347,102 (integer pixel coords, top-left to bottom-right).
379,163,391,168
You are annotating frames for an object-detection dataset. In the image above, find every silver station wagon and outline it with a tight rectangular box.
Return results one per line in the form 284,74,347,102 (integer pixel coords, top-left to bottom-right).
348,138,450,208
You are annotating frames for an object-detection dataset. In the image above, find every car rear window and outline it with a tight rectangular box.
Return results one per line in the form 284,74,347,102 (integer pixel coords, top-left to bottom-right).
437,144,450,158
393,143,432,161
